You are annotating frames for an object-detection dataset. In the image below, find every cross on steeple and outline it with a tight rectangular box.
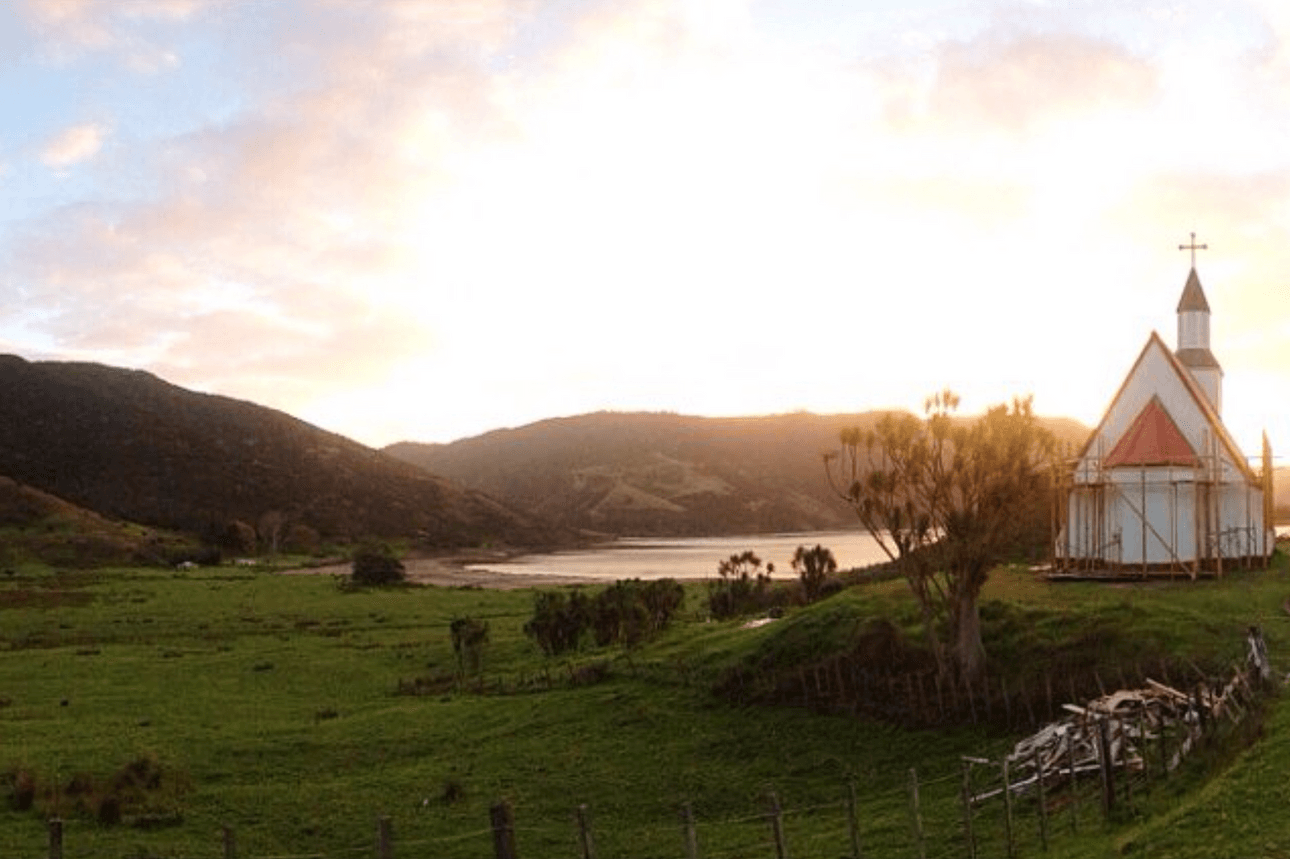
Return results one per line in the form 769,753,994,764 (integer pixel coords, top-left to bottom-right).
1179,231,1208,268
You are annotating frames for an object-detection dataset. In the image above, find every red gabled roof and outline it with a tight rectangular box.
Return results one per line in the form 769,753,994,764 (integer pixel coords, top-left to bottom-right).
1103,396,1199,468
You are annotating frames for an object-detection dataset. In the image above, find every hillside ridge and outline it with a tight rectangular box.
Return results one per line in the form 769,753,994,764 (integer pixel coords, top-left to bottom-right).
386,410,1092,537
0,354,564,548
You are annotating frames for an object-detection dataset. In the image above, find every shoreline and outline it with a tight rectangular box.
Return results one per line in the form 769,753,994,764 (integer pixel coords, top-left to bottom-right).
279,549,603,590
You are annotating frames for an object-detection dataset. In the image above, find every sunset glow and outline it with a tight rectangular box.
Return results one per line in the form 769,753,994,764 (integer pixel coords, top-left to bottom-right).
2,0,1287,460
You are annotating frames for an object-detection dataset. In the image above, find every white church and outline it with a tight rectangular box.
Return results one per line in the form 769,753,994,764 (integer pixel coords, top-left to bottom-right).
1055,246,1276,577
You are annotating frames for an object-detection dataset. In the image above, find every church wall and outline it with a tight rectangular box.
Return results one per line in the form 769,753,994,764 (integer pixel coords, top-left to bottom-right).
1057,471,1267,570
1106,468,1200,567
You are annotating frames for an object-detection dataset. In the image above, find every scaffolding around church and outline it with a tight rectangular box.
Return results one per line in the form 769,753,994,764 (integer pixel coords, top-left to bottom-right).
1049,433,1276,579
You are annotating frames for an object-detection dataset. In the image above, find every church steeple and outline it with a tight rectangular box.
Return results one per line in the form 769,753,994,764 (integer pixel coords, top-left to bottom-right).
1174,264,1223,415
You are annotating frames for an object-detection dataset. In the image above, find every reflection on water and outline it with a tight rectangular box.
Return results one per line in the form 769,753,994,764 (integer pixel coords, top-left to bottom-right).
469,526,1290,582
465,531,892,581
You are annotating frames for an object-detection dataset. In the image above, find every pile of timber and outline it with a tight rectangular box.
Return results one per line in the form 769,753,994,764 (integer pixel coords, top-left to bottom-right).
972,627,1273,804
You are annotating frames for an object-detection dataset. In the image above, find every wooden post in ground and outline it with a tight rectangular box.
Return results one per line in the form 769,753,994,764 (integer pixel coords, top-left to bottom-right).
1158,713,1169,778
959,759,976,859
1001,758,1016,859
766,791,790,859
1034,749,1049,852
376,815,393,859
48,818,63,859
1068,728,1079,835
847,779,864,859
1137,711,1151,788
223,825,236,859
908,768,926,859
1096,718,1115,820
491,801,518,859
680,802,699,859
576,804,597,859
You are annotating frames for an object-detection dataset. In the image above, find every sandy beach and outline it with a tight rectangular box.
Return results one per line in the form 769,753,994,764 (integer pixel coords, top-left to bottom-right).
280,551,600,590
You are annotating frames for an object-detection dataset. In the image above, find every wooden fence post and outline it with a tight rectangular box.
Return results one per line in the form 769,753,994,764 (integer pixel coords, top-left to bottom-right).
1067,727,1079,834
959,760,976,859
1001,758,1015,859
907,768,926,859
680,802,699,859
576,804,598,859
376,815,393,859
766,791,790,859
1097,717,1115,820
48,818,63,859
847,779,864,859
1034,749,1048,852
223,825,236,859
491,801,518,859
1158,713,1169,779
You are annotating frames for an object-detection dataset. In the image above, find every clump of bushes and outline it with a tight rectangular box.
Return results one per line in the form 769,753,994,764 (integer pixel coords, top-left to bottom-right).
349,542,405,586
524,579,685,656
4,753,189,827
707,546,846,620
706,551,780,619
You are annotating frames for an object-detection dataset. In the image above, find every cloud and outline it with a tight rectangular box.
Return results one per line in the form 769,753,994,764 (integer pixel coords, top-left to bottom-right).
19,0,204,68
5,1,532,417
39,121,108,168
889,31,1158,134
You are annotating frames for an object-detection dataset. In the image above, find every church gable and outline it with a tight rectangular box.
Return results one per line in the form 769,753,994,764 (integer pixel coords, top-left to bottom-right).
1074,332,1254,482
1103,396,1199,468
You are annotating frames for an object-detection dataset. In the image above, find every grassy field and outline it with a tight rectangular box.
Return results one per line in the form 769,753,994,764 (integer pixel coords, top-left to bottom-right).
1,551,1288,858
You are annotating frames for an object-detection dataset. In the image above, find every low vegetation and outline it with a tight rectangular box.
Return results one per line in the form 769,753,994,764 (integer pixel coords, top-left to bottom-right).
524,578,685,655
0,548,1286,858
349,541,406,586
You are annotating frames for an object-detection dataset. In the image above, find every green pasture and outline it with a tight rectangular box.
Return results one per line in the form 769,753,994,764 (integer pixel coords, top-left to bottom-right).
0,552,1287,858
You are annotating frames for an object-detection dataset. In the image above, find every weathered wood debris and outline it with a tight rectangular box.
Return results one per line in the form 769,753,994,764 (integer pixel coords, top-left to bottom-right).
970,626,1275,804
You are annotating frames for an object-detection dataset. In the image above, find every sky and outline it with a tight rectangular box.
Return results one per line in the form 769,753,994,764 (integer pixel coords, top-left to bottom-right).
1,0,1288,461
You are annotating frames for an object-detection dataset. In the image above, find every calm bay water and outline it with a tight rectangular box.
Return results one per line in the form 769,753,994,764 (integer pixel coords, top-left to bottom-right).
465,531,892,581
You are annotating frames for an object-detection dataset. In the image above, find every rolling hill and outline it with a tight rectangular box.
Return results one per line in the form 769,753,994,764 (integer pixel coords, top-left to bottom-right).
0,355,564,549
386,411,1092,537
0,475,203,568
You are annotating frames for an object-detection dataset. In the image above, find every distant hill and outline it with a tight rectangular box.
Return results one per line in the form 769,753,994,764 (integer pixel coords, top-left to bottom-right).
0,355,563,549
386,411,1091,538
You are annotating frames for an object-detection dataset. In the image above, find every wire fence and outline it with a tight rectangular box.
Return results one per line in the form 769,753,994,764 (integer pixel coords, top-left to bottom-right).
31,704,1255,859
29,633,1276,859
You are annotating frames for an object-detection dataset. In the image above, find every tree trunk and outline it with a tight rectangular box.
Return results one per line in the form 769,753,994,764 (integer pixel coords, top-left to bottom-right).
953,590,984,683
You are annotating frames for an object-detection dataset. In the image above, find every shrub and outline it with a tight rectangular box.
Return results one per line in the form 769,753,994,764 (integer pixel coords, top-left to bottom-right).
791,544,838,603
706,551,776,619
525,580,684,655
524,589,590,656
450,616,490,676
222,520,257,554
284,523,321,554
350,543,405,586
591,579,685,647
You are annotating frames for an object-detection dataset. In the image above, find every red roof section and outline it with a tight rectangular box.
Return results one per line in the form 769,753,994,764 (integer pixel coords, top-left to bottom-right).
1103,396,1200,468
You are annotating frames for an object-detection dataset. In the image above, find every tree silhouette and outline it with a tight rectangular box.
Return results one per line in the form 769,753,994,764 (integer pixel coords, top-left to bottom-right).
825,391,1055,681
791,544,837,603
